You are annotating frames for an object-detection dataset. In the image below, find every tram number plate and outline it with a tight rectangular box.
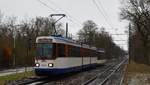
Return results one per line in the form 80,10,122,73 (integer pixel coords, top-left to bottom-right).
41,64,47,67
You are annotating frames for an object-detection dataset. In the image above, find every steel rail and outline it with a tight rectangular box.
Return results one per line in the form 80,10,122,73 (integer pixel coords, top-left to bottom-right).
100,59,127,85
82,65,114,85
82,59,127,85
99,59,127,85
18,76,48,85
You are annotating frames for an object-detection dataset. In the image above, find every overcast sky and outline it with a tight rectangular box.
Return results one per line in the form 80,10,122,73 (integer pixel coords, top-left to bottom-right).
0,0,128,50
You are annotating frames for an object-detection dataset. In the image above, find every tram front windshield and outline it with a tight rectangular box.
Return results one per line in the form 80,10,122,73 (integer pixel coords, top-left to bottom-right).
36,43,53,58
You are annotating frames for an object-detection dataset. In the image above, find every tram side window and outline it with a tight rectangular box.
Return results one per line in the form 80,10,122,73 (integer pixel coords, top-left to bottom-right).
97,52,105,60
94,51,97,57
52,43,56,57
101,53,105,59
82,48,87,57
69,46,80,57
83,49,88,57
75,46,80,57
97,52,101,60
90,50,92,57
86,49,89,57
80,48,84,57
80,48,85,57
58,44,65,57
89,50,91,57
96,52,99,59
90,50,94,57
68,45,72,57
70,46,75,57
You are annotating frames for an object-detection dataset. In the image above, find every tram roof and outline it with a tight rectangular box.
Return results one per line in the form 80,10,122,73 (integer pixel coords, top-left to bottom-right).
36,35,104,52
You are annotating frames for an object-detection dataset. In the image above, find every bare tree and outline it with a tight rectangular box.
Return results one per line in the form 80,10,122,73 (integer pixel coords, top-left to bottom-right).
78,20,125,59
120,0,150,64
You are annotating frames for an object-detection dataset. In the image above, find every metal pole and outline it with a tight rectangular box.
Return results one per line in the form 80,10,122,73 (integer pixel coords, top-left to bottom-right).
66,23,68,38
13,26,16,68
23,33,28,73
25,37,29,72
128,23,131,63
12,25,17,73
81,43,83,71
13,35,16,69
25,37,28,72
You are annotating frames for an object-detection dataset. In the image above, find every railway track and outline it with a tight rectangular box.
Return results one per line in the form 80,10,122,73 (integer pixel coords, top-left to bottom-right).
18,72,83,85
6,58,127,85
82,58,128,85
18,74,73,85
17,76,48,85
81,65,113,85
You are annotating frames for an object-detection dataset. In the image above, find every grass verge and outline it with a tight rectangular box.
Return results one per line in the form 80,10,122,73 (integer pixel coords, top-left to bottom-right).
123,60,150,85
0,71,35,85
126,60,150,73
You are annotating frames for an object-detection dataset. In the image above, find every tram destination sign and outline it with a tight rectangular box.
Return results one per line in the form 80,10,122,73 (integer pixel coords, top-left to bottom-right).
38,39,52,43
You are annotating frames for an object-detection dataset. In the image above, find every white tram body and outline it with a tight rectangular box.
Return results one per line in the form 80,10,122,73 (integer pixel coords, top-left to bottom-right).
34,35,105,76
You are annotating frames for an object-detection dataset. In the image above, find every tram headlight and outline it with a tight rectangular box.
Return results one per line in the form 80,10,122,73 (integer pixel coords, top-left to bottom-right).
35,63,40,67
48,63,53,67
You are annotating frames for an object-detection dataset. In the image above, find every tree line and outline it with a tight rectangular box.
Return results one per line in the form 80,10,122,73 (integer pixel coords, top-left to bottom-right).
0,12,64,68
0,11,125,69
78,20,125,59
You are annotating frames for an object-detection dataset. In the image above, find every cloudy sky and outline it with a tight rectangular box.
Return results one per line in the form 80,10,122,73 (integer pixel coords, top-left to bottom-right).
0,0,128,50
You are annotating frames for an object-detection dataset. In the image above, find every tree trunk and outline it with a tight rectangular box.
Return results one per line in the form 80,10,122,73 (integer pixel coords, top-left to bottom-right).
143,40,150,65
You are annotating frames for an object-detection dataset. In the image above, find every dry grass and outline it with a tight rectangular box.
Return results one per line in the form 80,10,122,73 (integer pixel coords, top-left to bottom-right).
123,60,150,85
126,60,150,73
0,71,34,85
